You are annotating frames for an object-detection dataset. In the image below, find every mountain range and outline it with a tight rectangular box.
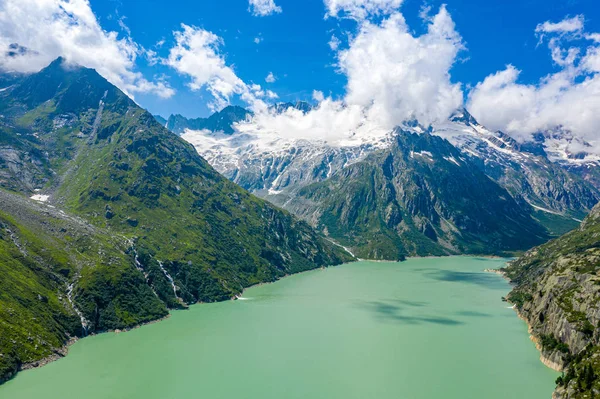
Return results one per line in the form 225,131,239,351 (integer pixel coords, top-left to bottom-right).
2,57,599,392
0,58,351,383
168,105,600,257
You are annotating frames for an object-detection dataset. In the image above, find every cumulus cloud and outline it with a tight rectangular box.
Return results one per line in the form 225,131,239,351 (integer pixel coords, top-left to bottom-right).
324,0,403,20
165,24,277,112
313,90,325,102
468,15,600,153
236,97,391,147
339,6,464,128
265,72,276,83
226,5,464,146
249,0,282,17
0,0,174,99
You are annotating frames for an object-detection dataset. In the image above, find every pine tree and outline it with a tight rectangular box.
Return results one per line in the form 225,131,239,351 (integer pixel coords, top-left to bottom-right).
585,364,596,390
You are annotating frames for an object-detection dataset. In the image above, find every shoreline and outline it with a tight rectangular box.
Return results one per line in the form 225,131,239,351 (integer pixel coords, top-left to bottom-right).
484,267,563,372
7,256,524,385
11,264,340,384
513,307,564,372
14,314,172,380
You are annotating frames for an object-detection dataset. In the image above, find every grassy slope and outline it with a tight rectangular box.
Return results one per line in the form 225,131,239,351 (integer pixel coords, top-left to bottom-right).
0,59,352,382
51,91,352,305
0,191,167,382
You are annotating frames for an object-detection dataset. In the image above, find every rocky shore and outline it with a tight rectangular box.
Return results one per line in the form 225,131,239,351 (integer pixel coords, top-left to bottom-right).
501,204,600,398
9,314,172,384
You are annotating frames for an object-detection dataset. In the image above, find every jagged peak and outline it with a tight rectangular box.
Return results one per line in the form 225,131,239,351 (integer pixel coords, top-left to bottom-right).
450,108,479,126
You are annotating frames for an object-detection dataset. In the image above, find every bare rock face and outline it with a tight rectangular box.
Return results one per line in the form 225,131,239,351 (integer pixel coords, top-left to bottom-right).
505,203,600,398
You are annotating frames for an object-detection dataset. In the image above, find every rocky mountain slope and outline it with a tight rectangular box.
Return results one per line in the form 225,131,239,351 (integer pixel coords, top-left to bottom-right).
504,204,600,399
0,58,352,383
180,108,599,240
282,129,549,259
165,106,251,135
434,111,600,232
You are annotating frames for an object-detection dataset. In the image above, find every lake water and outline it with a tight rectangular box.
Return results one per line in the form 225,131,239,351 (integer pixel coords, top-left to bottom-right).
1,257,558,399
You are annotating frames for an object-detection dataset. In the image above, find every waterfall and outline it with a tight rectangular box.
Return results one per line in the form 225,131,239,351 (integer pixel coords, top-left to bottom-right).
129,242,161,299
157,260,183,303
66,282,89,337
133,248,146,275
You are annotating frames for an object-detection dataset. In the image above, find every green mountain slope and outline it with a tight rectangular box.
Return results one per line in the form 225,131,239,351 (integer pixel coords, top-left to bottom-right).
284,130,549,260
0,58,351,383
0,189,167,383
504,204,600,399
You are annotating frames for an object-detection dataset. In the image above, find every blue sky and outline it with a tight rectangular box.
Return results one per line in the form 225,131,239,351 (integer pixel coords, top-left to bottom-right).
87,0,598,119
1,0,599,146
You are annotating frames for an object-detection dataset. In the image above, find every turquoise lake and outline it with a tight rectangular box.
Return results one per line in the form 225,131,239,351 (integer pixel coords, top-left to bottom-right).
0,257,558,399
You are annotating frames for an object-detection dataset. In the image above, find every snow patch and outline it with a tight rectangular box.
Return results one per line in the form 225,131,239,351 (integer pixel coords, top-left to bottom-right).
30,194,49,202
443,156,460,166
529,203,562,216
410,150,434,159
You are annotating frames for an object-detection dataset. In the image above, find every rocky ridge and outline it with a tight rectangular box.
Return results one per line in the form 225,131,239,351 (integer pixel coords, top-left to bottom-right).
504,203,600,398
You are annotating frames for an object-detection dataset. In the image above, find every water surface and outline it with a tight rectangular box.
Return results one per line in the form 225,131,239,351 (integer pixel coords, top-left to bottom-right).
1,257,557,399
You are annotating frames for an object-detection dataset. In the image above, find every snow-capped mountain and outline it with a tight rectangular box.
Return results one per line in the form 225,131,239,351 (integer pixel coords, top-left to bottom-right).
432,111,600,221
532,128,600,190
180,103,394,203
178,106,600,236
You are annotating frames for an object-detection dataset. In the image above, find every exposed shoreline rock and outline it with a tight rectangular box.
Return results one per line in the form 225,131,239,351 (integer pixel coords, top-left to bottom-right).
486,267,566,373
501,203,600,398
11,314,171,383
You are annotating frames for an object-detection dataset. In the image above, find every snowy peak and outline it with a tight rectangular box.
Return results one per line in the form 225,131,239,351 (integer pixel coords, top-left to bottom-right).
449,108,479,126
271,101,313,114
178,104,600,223
165,105,252,135
535,128,600,165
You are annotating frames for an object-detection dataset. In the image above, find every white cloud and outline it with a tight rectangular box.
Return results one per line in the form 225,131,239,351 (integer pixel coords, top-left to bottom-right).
265,72,276,83
535,15,584,35
117,16,131,37
165,24,249,111
329,35,341,51
339,6,464,127
165,24,279,112
146,49,160,66
324,0,403,20
226,5,464,146
419,4,432,21
313,90,325,102
235,97,390,147
0,0,174,99
468,16,600,154
249,0,282,17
